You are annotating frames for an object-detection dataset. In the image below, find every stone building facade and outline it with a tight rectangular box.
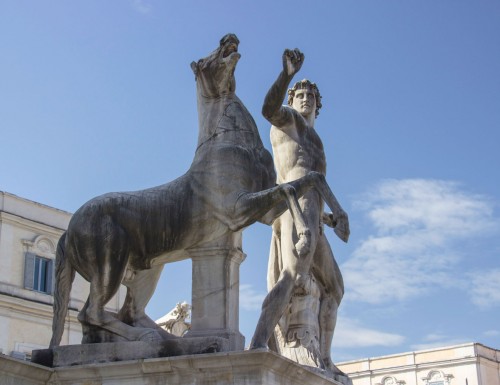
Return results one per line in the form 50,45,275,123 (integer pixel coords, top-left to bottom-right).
338,342,499,385
0,191,124,360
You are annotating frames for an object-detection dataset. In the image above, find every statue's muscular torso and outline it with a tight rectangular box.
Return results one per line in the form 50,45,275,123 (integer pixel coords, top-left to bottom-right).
270,108,326,185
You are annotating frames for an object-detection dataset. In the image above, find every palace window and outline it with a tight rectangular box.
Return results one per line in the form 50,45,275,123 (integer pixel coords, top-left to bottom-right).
22,235,57,295
33,255,51,292
24,253,54,294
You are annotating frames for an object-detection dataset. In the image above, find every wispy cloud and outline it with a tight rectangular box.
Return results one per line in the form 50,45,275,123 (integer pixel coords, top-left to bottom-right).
130,0,152,14
483,330,500,337
343,179,496,304
333,317,405,348
240,284,266,311
410,333,471,351
469,269,500,309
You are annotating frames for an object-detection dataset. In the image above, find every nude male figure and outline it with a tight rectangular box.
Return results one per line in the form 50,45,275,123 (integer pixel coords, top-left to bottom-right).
250,48,349,376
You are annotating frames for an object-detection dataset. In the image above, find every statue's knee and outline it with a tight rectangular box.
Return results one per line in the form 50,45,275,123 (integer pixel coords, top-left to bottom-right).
280,184,296,199
308,170,323,181
293,273,310,290
278,269,296,285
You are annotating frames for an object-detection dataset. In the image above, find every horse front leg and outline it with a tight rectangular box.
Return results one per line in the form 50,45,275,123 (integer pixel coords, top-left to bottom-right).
233,184,311,257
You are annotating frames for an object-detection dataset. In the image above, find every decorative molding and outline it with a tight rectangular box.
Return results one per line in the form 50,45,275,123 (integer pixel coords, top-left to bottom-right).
22,235,57,258
422,369,454,384
376,375,406,385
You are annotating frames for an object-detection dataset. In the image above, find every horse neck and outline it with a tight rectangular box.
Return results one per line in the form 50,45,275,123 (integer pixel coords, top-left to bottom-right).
195,89,239,147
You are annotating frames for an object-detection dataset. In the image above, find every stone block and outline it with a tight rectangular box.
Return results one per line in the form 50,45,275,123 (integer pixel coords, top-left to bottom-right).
31,336,228,368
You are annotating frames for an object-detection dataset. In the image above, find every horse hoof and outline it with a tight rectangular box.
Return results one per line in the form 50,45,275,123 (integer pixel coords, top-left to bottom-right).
138,329,163,343
295,230,311,257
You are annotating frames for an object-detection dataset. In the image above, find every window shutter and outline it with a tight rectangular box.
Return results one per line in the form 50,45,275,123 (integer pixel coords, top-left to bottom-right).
46,259,54,295
24,252,35,289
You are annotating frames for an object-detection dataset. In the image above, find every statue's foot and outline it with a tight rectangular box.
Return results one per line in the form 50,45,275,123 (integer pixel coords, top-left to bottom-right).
249,336,269,350
323,358,352,384
295,229,311,257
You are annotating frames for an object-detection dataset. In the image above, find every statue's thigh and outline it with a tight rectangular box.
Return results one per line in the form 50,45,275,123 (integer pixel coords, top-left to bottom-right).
313,235,344,300
278,212,300,271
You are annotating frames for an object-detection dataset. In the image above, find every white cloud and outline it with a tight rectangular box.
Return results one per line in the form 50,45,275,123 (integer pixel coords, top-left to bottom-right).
343,179,496,304
422,333,448,342
483,330,500,337
411,339,471,351
362,179,495,237
130,0,152,14
409,332,472,351
239,284,266,311
469,269,500,309
333,317,405,348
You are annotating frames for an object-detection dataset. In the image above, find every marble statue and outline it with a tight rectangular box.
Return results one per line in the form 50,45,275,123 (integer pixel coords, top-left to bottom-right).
250,48,350,383
49,34,346,348
156,302,191,337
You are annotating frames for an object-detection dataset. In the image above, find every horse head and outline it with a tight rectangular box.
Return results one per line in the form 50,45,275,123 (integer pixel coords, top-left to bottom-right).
191,34,240,98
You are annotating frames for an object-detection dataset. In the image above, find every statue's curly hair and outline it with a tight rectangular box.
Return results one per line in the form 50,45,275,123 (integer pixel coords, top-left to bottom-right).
287,79,323,117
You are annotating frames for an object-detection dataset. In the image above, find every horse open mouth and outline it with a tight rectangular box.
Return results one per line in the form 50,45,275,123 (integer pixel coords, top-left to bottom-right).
223,42,238,58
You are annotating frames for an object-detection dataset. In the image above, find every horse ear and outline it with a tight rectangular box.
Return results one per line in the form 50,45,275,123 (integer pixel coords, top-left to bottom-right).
190,61,198,77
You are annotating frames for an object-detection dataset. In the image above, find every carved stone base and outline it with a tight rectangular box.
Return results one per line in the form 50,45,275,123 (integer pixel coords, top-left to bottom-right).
7,349,346,384
31,337,228,368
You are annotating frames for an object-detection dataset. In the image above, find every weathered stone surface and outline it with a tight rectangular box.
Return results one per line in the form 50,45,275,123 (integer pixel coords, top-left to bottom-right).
185,234,246,350
7,350,344,385
0,354,52,385
31,337,228,367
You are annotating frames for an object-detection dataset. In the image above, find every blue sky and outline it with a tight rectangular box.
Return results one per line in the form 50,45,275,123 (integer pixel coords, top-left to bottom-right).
1,1,499,362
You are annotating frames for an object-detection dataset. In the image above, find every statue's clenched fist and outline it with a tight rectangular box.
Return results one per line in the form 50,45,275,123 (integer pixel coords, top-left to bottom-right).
283,48,304,76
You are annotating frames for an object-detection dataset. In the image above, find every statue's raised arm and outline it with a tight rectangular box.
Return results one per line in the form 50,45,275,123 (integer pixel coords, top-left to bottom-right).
262,49,305,127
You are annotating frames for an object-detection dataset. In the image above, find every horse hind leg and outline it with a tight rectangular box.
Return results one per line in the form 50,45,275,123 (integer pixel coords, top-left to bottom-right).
77,227,162,343
79,298,122,343
118,266,178,340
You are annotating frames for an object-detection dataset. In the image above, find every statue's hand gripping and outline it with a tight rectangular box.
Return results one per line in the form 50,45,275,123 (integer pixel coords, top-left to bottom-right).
323,211,350,243
283,48,304,77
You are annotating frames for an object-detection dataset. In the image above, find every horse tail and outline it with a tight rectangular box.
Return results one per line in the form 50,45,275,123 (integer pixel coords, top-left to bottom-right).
49,232,75,348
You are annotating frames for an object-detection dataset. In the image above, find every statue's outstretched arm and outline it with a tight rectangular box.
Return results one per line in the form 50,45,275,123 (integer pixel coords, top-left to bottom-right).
262,49,304,126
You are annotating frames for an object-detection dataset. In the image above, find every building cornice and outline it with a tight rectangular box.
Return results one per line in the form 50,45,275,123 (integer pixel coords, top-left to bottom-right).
0,191,71,230
0,282,83,312
0,211,67,236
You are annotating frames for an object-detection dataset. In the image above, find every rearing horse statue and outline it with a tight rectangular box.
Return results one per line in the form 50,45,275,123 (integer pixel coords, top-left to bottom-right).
50,34,349,347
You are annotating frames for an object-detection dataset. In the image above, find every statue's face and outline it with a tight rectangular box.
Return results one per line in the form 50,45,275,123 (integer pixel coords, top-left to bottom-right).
292,87,316,118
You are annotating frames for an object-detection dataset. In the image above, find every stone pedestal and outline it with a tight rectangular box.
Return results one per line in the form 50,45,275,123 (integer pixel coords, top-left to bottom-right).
3,350,344,385
185,232,246,350
31,337,228,368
